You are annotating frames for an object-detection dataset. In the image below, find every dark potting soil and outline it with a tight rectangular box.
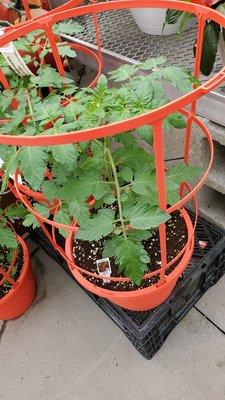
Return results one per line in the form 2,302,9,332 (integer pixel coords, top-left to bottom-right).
72,211,188,291
0,247,23,299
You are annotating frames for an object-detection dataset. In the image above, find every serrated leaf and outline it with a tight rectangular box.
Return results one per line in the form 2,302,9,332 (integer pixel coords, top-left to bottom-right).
76,209,114,241
132,171,157,197
135,125,153,145
113,145,150,171
54,207,71,238
161,66,193,93
121,166,133,183
23,213,39,229
103,194,116,205
0,90,14,111
166,163,200,184
58,45,77,58
108,64,138,82
5,204,27,220
53,20,84,35
0,227,18,249
71,171,111,201
127,230,152,242
19,147,47,191
167,112,186,129
68,200,89,224
112,236,148,285
34,204,50,219
0,147,18,191
139,57,166,70
51,144,78,171
41,180,59,202
114,134,137,146
128,204,170,230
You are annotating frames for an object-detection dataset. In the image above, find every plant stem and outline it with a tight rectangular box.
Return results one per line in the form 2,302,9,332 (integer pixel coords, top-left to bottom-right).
106,146,127,239
104,138,114,182
26,91,36,130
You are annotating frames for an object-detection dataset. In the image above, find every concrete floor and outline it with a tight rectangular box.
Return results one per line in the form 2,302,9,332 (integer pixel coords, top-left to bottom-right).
0,248,225,400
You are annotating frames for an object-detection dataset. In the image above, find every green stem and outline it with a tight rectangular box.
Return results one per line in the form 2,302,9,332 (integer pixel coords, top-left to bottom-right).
104,138,114,182
26,91,36,130
106,147,127,239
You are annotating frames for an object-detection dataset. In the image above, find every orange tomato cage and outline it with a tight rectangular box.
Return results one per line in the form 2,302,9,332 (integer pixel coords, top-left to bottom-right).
0,0,224,310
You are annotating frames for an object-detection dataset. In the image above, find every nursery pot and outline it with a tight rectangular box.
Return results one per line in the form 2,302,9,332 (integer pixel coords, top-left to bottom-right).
0,2,20,24
130,8,180,35
0,235,36,320
66,208,195,311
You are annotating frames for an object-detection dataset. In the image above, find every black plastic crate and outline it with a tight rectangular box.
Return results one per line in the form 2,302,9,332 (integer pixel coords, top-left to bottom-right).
30,212,225,359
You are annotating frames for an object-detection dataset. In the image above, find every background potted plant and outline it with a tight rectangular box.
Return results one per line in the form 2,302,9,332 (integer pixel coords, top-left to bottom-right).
164,0,225,75
0,202,36,320
130,0,208,36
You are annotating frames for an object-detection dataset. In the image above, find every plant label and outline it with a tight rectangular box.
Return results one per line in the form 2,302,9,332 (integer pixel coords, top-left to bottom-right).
0,28,34,77
96,258,112,284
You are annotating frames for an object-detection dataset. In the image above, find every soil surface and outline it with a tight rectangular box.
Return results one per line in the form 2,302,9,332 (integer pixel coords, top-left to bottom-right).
72,211,188,291
0,247,23,299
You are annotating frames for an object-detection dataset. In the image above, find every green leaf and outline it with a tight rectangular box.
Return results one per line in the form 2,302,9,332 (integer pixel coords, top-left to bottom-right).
53,20,84,35
166,163,200,184
58,45,77,58
0,227,18,249
139,57,166,70
103,194,116,205
113,145,150,171
33,95,62,122
178,12,195,36
108,64,138,82
167,112,186,129
127,230,152,242
0,90,14,111
132,171,157,198
0,147,18,192
121,166,133,183
51,144,78,172
72,171,110,201
161,66,193,93
109,236,148,285
4,204,27,220
198,21,220,76
128,204,170,230
164,9,182,26
41,180,59,202
135,125,153,145
54,206,71,238
76,209,115,241
23,213,40,229
68,200,89,224
31,66,73,88
18,147,47,191
114,133,137,146
34,204,50,219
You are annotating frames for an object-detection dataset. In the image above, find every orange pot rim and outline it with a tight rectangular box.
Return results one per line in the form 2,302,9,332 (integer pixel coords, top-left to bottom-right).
65,207,194,297
0,234,30,306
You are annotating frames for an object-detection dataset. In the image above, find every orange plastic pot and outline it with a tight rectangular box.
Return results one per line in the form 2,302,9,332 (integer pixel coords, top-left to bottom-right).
66,208,194,311
0,2,20,24
0,235,36,320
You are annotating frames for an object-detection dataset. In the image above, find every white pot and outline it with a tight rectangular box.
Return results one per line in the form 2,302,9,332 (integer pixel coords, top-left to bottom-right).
131,8,180,35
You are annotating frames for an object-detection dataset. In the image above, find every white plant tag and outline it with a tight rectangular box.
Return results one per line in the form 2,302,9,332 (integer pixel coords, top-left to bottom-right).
96,258,112,284
0,28,34,77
